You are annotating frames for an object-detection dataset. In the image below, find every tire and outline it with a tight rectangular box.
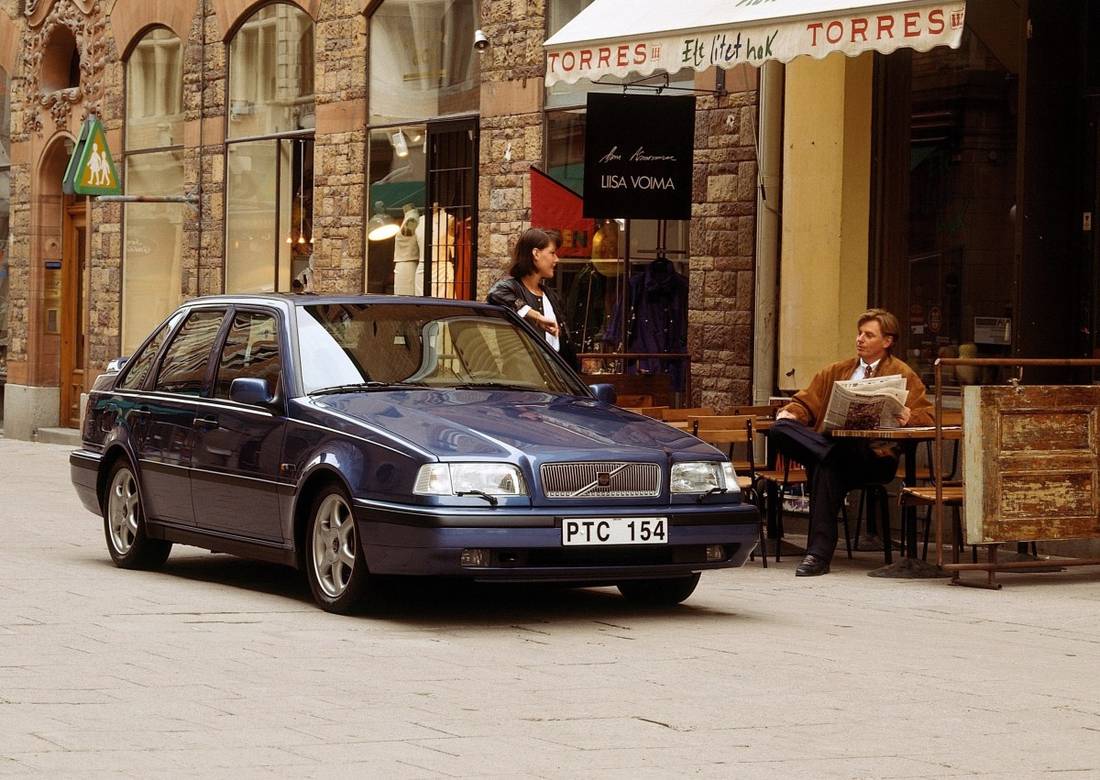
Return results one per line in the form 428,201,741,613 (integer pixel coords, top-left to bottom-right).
617,573,701,606
304,484,372,614
103,459,172,570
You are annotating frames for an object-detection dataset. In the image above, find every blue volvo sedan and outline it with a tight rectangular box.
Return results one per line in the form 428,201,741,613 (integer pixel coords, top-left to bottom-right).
70,295,759,613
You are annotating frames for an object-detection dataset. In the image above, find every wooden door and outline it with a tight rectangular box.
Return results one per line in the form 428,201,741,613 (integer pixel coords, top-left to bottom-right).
964,385,1100,544
59,203,88,429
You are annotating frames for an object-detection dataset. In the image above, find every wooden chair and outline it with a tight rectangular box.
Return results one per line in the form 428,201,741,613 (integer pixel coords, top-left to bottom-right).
899,485,972,563
635,406,669,419
616,393,653,408
728,405,780,419
688,415,768,567
660,406,715,423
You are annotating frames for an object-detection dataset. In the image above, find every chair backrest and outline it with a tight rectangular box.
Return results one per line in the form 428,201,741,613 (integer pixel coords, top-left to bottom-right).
939,409,963,427
661,406,715,422
689,415,754,447
637,406,669,419
617,393,654,408
728,405,779,419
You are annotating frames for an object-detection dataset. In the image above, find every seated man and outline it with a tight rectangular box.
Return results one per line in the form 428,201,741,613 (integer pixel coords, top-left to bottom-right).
770,308,933,576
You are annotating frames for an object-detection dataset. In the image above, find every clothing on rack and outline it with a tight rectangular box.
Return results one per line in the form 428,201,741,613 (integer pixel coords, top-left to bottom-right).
602,257,689,389
563,262,610,352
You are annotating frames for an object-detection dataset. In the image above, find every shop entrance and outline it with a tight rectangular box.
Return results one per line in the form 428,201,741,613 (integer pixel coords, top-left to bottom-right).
59,201,87,428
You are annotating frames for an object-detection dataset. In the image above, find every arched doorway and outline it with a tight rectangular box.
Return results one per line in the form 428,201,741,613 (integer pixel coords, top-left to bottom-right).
33,135,88,429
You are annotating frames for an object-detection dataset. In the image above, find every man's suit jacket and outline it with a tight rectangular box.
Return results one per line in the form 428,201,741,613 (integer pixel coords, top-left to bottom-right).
780,355,934,432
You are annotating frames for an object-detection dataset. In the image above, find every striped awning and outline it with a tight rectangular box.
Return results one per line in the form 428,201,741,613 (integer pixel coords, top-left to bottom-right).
544,0,966,86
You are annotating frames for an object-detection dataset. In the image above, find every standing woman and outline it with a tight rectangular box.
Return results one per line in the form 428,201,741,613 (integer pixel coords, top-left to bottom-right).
487,228,578,369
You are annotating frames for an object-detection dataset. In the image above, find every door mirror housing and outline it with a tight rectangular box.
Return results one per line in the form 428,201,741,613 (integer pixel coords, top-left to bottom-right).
588,383,617,404
229,377,275,407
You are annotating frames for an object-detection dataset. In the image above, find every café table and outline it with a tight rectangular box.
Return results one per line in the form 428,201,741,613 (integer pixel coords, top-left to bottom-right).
830,425,962,578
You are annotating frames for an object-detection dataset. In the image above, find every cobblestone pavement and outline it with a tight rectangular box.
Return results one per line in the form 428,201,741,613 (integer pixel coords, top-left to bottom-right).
2,438,1100,778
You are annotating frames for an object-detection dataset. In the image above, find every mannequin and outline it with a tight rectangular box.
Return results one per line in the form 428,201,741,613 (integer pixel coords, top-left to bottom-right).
414,204,456,297
393,203,420,295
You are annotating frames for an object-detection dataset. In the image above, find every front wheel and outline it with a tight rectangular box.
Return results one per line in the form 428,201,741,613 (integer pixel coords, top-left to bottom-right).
103,460,172,570
617,573,700,606
305,485,372,614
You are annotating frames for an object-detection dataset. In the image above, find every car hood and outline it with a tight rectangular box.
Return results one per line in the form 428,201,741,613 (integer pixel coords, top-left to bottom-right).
309,389,716,461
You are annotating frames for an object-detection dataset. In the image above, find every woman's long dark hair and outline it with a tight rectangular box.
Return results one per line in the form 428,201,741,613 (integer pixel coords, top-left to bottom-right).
508,228,555,279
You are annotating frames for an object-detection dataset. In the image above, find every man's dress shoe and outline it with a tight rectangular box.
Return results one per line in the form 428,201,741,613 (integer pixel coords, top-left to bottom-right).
795,554,830,576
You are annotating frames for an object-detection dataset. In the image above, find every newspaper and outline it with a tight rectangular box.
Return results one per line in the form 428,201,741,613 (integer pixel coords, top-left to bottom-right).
822,374,909,432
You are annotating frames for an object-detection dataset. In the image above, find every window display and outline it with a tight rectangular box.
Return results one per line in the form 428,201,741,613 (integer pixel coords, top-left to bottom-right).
123,29,184,354
540,107,690,391
225,4,314,294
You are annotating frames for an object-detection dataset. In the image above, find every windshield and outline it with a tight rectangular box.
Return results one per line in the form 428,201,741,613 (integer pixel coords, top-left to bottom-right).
295,302,588,396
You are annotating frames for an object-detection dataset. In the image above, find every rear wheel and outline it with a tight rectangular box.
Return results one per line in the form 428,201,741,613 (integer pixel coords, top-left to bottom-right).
103,460,172,570
617,573,700,606
305,485,372,614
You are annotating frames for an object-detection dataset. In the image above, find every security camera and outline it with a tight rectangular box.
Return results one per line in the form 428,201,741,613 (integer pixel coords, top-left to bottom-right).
473,29,489,52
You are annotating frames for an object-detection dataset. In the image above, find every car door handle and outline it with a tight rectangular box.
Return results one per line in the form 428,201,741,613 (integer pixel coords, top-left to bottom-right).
193,416,220,430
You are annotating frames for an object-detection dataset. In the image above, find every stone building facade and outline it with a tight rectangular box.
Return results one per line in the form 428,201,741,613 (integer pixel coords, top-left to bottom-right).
0,0,759,438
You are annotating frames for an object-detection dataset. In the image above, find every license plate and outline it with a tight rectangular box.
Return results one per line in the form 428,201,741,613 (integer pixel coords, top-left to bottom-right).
561,517,668,546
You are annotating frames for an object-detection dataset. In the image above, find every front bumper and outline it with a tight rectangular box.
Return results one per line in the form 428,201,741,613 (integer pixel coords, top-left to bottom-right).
353,498,760,581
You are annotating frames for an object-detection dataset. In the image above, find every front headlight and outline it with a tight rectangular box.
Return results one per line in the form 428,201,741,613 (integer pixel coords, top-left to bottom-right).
670,461,724,493
414,463,527,497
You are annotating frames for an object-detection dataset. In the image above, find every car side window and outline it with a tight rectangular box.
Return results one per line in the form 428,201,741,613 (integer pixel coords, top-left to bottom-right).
214,311,282,399
117,311,184,391
153,309,226,395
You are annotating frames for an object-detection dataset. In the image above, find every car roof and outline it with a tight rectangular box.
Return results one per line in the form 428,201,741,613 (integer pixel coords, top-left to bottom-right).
182,294,502,312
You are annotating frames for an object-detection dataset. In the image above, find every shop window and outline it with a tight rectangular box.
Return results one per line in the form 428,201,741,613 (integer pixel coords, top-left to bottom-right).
228,4,315,138
368,0,479,126
366,0,479,299
123,28,185,355
879,28,1019,387
226,3,315,293
366,122,476,298
541,107,690,398
0,66,9,382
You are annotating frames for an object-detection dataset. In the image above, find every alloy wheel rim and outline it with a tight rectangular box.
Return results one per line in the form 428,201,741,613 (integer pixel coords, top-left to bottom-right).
312,494,356,598
108,468,140,555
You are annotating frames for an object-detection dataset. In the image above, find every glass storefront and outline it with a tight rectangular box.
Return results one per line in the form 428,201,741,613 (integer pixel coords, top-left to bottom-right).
882,28,1019,387
122,29,185,354
366,0,478,299
225,3,315,293
541,1,693,394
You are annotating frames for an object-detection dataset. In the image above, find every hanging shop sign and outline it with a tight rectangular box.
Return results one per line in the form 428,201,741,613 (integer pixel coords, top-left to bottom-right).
583,93,695,220
544,0,966,86
63,116,122,196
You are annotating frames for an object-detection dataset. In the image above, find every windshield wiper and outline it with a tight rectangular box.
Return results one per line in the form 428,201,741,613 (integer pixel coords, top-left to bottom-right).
309,381,425,396
452,382,550,393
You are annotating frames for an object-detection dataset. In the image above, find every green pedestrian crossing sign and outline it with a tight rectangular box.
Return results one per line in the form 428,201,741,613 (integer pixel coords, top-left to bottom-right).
63,116,121,196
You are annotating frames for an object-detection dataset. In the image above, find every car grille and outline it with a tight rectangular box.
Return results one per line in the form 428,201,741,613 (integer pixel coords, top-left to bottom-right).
540,462,661,498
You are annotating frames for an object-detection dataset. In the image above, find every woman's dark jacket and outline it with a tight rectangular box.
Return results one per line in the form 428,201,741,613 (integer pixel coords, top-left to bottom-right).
487,277,579,370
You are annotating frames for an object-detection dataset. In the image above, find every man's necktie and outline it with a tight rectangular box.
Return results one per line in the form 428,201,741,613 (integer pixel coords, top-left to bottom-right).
862,363,874,379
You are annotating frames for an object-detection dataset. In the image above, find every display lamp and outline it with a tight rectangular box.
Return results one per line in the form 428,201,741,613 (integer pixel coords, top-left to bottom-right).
367,201,400,241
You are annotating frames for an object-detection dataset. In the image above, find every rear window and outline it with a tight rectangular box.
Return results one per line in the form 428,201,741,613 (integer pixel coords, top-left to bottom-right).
117,311,184,391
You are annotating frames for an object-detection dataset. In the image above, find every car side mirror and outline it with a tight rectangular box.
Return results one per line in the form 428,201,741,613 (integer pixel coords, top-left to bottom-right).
106,356,129,373
588,383,617,404
230,377,275,407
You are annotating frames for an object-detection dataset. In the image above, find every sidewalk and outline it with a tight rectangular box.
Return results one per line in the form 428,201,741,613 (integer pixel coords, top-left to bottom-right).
2,437,1099,777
